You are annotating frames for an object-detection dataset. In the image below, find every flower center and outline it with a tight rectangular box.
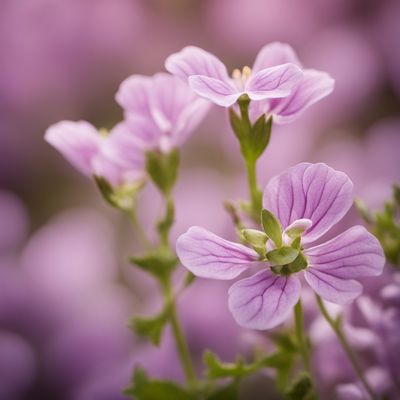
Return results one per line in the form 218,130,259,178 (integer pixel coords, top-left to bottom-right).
232,66,252,90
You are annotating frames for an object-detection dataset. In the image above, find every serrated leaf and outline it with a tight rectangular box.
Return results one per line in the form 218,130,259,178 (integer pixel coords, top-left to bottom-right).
124,367,196,400
146,149,180,196
267,247,299,266
130,247,178,281
129,312,169,346
262,209,282,247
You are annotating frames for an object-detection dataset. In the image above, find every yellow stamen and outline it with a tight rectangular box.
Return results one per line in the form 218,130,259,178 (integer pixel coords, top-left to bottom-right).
242,66,252,80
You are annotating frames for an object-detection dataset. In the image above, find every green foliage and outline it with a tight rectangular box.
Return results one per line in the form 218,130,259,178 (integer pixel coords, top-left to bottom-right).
287,252,308,273
130,311,169,346
284,372,316,400
146,149,180,196
124,368,196,400
267,246,299,266
356,185,400,266
262,209,283,247
130,247,178,282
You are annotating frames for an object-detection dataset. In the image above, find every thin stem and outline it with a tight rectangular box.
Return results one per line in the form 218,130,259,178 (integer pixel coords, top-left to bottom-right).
316,295,378,400
158,194,175,248
294,299,312,376
245,157,262,219
126,209,152,250
163,279,197,388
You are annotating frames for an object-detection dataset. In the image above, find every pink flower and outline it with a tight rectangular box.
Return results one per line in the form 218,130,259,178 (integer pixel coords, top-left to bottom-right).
45,120,145,186
116,72,210,153
176,163,385,330
165,43,333,123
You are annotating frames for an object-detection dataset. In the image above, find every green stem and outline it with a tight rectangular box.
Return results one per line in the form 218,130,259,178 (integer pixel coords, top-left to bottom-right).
316,295,378,400
158,194,175,248
245,157,262,219
126,209,152,250
294,299,312,376
163,279,197,388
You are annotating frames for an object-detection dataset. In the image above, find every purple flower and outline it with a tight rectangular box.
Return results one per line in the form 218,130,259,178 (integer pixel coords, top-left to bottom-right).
116,72,210,153
165,43,334,122
176,163,385,330
45,120,145,186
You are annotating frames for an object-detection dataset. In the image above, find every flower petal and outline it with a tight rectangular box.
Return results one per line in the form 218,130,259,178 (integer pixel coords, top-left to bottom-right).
304,269,362,304
228,270,301,330
165,46,231,83
115,75,153,118
245,63,303,101
263,163,354,243
252,42,301,73
176,227,259,280
149,73,210,144
270,69,335,124
45,121,100,176
188,75,240,107
304,226,385,279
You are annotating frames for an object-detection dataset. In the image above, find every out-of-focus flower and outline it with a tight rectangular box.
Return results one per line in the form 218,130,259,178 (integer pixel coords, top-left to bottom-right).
177,163,384,330
45,120,145,187
116,73,210,153
165,44,303,107
165,43,333,124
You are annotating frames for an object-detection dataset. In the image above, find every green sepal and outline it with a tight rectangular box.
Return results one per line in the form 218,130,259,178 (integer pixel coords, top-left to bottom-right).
94,176,144,212
262,209,282,248
267,247,299,266
229,108,246,141
130,247,178,282
291,237,301,250
287,252,308,273
146,149,180,196
250,114,272,160
124,367,196,400
129,311,169,346
284,372,316,400
241,229,268,257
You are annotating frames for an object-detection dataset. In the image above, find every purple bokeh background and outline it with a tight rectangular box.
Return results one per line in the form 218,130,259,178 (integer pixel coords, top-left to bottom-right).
1,1,399,399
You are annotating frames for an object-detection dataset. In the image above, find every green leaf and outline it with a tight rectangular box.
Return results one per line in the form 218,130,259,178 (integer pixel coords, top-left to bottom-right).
129,311,169,346
241,229,268,257
204,351,247,379
130,247,178,281
250,115,272,160
267,247,299,266
124,367,196,400
206,382,239,400
261,209,282,247
146,149,180,196
284,372,316,400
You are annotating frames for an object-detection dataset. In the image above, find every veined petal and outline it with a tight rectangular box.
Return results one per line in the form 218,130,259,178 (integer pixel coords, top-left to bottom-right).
304,269,362,304
304,226,385,279
228,270,301,330
270,69,335,124
165,46,231,83
252,42,301,73
176,227,259,280
245,63,303,101
45,120,100,176
263,163,354,243
188,75,240,107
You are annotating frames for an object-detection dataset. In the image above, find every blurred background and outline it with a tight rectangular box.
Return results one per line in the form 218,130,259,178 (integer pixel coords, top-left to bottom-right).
0,1,399,399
